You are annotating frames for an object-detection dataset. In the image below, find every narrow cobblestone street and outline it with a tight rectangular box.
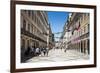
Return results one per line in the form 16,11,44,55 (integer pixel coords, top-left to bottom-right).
26,49,89,63
20,10,91,63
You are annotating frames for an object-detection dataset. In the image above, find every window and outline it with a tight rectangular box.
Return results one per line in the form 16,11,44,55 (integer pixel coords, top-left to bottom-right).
81,28,83,35
27,40,30,47
80,17,82,24
28,11,31,17
34,15,36,22
31,24,33,33
32,11,34,20
35,16,37,24
88,24,89,32
33,26,34,34
84,14,86,21
84,26,86,33
23,19,26,30
82,14,84,22
37,19,39,25
28,23,30,32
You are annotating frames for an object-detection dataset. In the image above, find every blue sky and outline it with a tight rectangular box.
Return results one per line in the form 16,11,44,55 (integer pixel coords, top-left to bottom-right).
47,11,69,41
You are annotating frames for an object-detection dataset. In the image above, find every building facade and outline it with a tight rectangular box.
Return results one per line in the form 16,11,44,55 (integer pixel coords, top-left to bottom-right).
61,12,90,54
21,10,54,52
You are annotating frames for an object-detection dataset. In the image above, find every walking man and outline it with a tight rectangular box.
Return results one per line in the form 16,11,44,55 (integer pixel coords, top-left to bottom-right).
43,48,46,56
35,47,40,56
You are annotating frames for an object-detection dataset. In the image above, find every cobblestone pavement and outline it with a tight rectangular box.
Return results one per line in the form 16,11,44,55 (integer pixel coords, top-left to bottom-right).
26,49,89,63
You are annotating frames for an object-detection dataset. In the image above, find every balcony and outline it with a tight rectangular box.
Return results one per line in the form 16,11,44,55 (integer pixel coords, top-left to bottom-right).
21,28,47,44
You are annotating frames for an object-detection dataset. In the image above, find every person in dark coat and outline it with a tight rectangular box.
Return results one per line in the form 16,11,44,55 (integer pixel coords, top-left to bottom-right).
43,48,46,56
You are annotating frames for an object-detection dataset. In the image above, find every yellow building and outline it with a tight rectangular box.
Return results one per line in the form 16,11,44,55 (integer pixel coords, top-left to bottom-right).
66,13,90,54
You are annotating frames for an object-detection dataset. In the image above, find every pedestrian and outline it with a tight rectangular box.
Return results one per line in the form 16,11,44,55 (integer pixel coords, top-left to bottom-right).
46,47,49,56
40,47,44,56
64,49,66,52
31,46,35,56
35,47,40,56
43,48,46,56
38,47,41,55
